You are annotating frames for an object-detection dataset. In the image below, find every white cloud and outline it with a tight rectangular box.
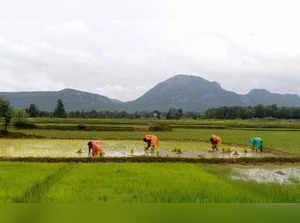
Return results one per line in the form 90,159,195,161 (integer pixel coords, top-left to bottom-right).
0,0,300,100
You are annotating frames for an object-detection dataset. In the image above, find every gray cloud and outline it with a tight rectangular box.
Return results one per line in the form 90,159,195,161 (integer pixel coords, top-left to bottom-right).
1,0,300,101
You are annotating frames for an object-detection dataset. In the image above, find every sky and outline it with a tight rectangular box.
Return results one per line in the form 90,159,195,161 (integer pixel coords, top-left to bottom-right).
1,0,300,101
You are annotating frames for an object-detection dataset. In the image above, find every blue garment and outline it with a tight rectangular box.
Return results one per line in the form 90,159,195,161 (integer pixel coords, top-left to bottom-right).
250,137,263,151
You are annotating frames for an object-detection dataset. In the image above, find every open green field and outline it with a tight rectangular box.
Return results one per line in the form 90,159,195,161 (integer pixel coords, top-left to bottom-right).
0,162,299,203
24,118,300,129
1,118,300,204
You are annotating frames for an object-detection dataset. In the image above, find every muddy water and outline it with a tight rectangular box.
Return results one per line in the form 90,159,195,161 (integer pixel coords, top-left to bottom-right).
231,168,300,184
0,139,283,159
197,150,277,159
100,150,278,159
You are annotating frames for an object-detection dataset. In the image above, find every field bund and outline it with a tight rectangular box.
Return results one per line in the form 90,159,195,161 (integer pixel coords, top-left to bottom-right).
0,156,300,164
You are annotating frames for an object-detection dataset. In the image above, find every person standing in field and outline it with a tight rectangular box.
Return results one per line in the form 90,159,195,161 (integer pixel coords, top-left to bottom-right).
143,135,160,153
250,137,263,152
88,141,102,157
210,134,222,151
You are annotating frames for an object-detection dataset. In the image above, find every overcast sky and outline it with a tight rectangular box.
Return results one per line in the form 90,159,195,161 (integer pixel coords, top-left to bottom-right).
1,0,300,101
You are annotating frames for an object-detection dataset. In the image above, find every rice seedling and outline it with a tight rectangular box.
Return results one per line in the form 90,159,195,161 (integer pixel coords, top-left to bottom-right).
233,150,239,156
172,148,183,154
130,148,134,155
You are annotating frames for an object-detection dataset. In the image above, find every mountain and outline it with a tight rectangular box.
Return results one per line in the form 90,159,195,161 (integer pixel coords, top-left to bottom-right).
0,88,123,111
241,89,300,107
1,74,300,112
126,75,246,112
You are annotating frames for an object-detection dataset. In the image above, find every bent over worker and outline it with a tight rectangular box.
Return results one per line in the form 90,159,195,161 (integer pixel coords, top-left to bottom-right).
143,135,160,152
88,141,102,157
250,137,263,152
210,135,222,151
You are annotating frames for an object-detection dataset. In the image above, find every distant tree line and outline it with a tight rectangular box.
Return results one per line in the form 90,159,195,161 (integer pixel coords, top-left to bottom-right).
16,99,300,120
24,100,196,120
204,104,300,119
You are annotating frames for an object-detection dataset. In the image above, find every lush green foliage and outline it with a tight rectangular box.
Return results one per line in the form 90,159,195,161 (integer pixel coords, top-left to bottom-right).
53,99,67,118
0,162,299,203
0,162,64,202
0,97,13,132
205,105,300,119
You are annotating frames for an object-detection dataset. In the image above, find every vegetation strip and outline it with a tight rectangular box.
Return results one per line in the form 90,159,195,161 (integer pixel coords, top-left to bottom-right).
1,157,300,164
14,163,75,203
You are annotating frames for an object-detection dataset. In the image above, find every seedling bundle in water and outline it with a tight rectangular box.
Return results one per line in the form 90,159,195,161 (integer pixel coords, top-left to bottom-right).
222,148,232,153
76,149,84,154
172,148,182,154
156,150,160,157
130,148,134,155
233,150,239,156
99,151,105,158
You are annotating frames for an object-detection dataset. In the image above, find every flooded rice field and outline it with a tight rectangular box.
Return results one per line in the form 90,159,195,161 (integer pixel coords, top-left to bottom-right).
232,167,300,184
0,139,285,158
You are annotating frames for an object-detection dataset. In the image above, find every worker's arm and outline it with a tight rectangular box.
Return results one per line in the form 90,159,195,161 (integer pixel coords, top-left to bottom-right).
88,147,92,156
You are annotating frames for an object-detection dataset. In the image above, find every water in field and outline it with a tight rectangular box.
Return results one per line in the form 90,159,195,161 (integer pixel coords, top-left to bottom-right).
232,167,300,184
0,139,282,158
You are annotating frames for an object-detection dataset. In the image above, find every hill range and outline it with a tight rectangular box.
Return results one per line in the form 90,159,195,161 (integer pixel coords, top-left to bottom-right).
1,75,300,112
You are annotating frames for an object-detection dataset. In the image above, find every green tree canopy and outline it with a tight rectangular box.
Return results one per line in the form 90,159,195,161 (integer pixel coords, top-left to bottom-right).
0,97,13,132
53,99,67,118
26,104,40,117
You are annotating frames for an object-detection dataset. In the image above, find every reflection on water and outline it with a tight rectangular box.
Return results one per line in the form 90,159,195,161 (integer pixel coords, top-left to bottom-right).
0,139,281,159
232,168,300,184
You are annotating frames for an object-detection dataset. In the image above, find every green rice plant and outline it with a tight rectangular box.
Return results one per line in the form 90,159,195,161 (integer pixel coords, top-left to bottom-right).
76,149,84,154
0,162,64,202
41,163,300,203
172,148,182,154
99,151,105,158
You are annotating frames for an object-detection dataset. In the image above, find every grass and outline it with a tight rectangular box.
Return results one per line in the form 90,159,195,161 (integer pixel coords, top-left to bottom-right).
0,162,64,202
5,118,300,129
1,118,300,205
0,162,299,203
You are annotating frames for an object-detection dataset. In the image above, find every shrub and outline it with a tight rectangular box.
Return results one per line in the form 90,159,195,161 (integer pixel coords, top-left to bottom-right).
149,123,172,132
77,124,86,130
14,120,37,129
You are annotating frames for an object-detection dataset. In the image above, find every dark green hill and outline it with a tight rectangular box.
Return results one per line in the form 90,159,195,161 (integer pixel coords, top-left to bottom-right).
0,88,123,111
126,75,246,111
1,75,300,112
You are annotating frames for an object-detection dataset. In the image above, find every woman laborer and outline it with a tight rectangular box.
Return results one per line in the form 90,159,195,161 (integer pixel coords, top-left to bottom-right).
210,134,222,151
250,137,263,152
88,141,102,157
143,135,160,153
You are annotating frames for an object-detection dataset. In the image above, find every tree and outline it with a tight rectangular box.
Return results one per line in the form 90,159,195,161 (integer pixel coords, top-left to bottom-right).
166,108,184,120
152,110,161,119
14,109,29,122
254,104,265,118
26,104,40,117
53,99,67,118
0,97,13,133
